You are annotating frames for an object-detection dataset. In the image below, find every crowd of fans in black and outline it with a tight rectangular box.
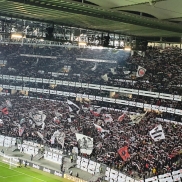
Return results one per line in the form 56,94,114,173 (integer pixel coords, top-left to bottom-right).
0,94,182,179
0,44,182,95
0,44,182,179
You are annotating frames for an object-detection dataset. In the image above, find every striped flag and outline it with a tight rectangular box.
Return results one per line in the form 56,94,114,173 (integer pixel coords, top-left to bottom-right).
149,124,165,142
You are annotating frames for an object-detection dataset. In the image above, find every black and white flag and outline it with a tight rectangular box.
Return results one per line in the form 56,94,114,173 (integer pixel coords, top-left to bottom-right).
76,133,93,155
52,130,65,148
67,100,80,114
29,110,46,130
149,124,165,142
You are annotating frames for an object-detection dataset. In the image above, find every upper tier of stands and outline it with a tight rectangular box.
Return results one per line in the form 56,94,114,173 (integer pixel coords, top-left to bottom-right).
0,44,182,95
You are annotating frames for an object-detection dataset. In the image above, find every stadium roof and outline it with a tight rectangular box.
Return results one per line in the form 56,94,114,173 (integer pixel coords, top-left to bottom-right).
0,0,182,38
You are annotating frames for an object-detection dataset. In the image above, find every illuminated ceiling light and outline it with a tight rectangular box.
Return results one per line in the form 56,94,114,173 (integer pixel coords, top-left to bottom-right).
11,33,23,39
124,46,131,51
78,42,87,46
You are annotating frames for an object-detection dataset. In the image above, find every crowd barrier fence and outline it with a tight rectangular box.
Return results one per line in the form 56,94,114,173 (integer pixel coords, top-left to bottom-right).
0,74,181,101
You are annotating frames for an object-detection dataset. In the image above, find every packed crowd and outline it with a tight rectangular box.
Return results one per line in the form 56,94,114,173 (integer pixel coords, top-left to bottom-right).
0,77,182,123
0,95,182,179
0,44,182,95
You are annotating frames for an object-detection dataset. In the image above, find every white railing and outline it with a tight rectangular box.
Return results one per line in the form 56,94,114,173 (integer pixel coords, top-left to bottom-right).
2,83,182,116
0,74,181,101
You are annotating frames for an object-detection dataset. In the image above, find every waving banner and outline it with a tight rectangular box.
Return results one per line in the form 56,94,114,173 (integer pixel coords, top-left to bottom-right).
76,133,93,155
29,110,46,129
52,130,65,148
118,146,130,161
149,124,165,142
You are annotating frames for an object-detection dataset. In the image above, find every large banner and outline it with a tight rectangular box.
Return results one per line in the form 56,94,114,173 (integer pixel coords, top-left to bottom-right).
76,133,93,155
29,110,46,129
52,130,65,148
149,124,165,142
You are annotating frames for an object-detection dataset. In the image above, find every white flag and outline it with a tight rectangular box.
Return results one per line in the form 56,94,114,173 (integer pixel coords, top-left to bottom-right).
149,124,165,142
76,133,93,155
52,130,65,148
130,112,147,124
110,68,117,75
29,110,46,127
91,63,97,71
101,74,108,81
136,66,146,77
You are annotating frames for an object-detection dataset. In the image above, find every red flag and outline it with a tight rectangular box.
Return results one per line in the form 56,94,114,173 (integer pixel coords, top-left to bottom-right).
118,113,126,122
118,146,130,161
2,107,8,115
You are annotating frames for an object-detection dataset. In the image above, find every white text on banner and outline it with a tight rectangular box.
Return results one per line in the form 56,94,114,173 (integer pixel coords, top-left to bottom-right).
152,105,159,110
23,77,29,81
136,102,144,108
16,76,22,81
159,106,167,112
89,95,95,100
37,88,43,93
3,85,9,89
159,93,174,100
43,79,49,83
103,97,115,103
175,109,182,115
101,86,119,92
119,88,134,94
56,80,62,85
70,92,77,97
36,78,42,83
174,95,181,101
144,104,151,109
76,82,82,87
56,91,63,95
23,87,30,91
62,81,68,86
16,86,22,90
167,108,175,114
10,85,15,89
29,78,35,82
50,90,57,94
95,96,102,101
63,92,70,96
129,101,136,106
9,75,15,80
68,82,75,86
89,84,100,90
43,89,49,93
76,93,82,98
116,99,128,105
82,94,88,98
49,79,55,84
82,83,89,88
139,90,159,98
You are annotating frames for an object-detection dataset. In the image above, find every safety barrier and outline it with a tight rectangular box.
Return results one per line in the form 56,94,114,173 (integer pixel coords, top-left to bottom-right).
0,135,16,147
0,74,181,101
